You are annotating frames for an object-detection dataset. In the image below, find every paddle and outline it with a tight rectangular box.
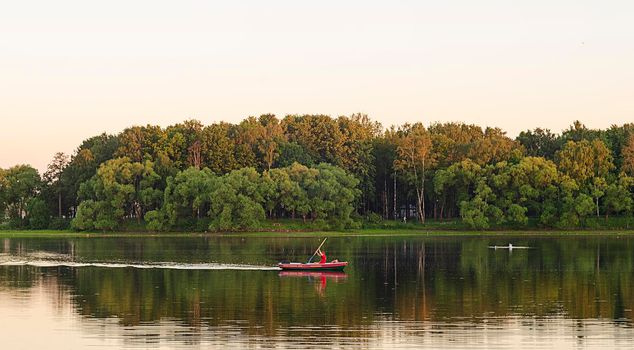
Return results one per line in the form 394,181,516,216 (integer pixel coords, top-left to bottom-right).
307,238,328,263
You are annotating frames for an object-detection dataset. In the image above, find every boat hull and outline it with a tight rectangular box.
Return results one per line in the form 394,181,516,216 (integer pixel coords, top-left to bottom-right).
278,262,348,271
278,271,348,280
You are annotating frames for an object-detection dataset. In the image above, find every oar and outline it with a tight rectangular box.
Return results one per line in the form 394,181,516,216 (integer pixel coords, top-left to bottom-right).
307,238,328,263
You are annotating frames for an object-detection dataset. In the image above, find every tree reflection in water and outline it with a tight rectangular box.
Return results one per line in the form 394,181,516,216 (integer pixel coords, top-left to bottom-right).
0,235,633,348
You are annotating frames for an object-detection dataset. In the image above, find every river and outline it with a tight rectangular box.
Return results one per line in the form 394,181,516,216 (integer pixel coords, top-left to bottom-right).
0,234,632,349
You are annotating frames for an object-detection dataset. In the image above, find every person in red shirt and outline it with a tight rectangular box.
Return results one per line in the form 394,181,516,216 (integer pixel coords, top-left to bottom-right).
317,248,327,264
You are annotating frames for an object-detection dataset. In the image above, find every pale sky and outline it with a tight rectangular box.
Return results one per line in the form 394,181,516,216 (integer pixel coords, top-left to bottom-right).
1,0,633,172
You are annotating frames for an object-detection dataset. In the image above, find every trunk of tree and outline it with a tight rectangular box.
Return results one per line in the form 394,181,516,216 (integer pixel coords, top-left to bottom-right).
134,201,142,223
596,197,600,217
414,161,425,224
58,192,62,218
421,177,425,223
393,172,397,221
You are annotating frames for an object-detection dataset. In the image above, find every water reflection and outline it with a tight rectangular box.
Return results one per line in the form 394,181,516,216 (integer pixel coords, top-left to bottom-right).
0,235,633,348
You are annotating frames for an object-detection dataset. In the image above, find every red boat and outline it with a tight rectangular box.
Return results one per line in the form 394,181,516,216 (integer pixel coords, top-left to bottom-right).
278,271,348,280
277,261,348,271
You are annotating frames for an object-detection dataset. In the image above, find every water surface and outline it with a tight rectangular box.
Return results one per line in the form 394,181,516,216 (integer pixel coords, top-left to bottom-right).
0,234,633,349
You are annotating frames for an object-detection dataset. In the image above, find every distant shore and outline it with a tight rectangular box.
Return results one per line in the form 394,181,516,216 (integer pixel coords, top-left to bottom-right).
2,226,634,238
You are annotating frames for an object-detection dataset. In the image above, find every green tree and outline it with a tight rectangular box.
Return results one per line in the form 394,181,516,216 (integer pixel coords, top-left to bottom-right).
558,193,594,228
309,163,361,229
208,168,266,231
62,133,119,214
622,134,634,176
516,128,560,159
26,197,50,229
201,122,238,173
72,158,161,231
284,163,315,221
257,114,286,171
2,165,41,227
556,139,614,217
394,123,434,223
43,152,70,218
146,167,217,231
276,142,314,167
603,175,634,219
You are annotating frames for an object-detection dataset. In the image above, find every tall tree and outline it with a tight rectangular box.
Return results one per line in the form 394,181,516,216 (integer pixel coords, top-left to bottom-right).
2,165,41,227
516,128,560,159
257,114,286,171
556,139,614,217
394,123,434,223
44,152,70,218
201,122,238,173
622,134,634,176
556,140,614,184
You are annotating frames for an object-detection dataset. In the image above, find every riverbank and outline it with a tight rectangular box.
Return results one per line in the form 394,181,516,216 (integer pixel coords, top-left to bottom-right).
3,216,634,235
2,227,634,238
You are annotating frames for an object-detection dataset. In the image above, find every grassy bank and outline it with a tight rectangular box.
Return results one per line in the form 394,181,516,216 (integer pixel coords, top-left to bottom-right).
1,216,634,238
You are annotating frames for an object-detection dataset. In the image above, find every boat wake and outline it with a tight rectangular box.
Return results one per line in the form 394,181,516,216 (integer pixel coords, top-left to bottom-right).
0,254,280,271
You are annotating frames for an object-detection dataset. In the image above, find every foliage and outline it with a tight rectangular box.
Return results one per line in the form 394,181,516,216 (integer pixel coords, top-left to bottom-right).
26,197,50,229
71,158,162,231
394,123,433,223
4,116,634,231
0,165,41,228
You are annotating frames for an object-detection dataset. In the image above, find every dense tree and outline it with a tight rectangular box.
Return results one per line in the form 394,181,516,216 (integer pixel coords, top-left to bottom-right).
556,139,614,217
72,158,161,230
146,167,217,231
5,115,634,231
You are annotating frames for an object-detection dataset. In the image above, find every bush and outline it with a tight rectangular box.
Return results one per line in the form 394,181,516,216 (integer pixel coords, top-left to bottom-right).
49,217,71,230
26,198,50,229
367,212,383,224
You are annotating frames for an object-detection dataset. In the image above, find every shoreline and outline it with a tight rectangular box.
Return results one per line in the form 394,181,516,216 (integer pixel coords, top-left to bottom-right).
2,228,634,238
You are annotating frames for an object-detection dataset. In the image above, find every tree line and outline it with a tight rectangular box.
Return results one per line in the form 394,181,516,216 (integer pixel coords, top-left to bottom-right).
1,115,634,230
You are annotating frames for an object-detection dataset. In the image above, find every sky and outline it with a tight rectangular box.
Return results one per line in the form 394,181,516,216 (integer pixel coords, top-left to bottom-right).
1,0,633,172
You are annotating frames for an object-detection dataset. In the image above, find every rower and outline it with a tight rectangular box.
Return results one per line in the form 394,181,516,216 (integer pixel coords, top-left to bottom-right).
317,248,327,264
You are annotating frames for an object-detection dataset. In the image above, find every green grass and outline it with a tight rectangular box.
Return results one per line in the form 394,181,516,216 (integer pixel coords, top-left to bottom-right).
2,216,634,238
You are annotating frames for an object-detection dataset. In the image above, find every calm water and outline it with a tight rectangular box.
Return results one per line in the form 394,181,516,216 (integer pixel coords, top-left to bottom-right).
0,234,633,349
